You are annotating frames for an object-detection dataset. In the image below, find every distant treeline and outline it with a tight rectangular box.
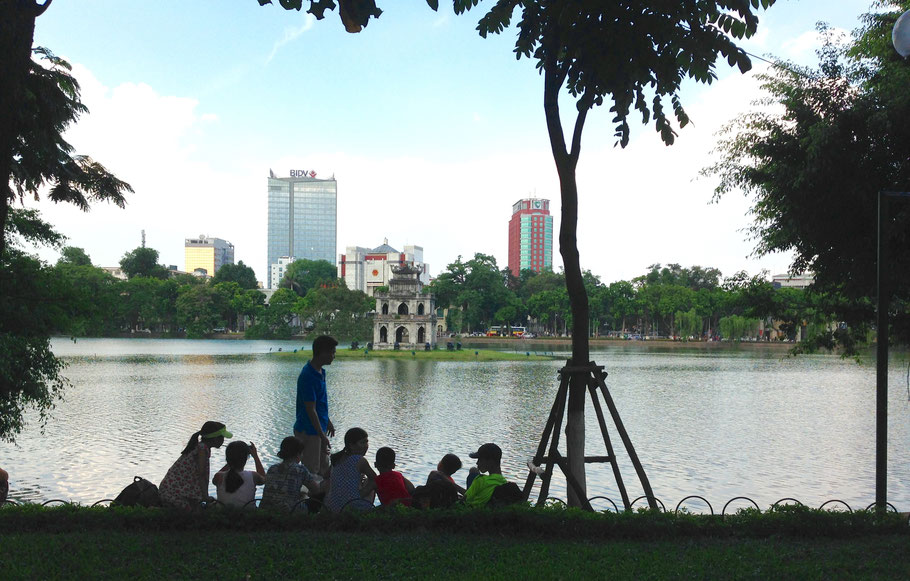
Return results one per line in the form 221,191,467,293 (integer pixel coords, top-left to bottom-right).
52,245,838,344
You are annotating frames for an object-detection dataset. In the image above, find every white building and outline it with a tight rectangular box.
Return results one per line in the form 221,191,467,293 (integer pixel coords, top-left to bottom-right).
771,273,814,289
269,256,296,290
338,239,430,296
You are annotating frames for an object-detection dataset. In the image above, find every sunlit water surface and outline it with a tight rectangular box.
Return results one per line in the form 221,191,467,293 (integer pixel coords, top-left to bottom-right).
4,338,910,512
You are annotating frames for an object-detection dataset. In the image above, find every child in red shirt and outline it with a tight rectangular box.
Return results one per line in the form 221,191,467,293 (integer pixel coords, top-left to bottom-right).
373,447,415,506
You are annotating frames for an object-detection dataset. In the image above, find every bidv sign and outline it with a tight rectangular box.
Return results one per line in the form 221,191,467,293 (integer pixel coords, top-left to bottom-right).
290,169,317,178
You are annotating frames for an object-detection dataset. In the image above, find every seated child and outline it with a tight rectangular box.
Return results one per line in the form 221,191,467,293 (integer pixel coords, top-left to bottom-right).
464,443,508,508
213,441,266,508
324,427,376,513
260,436,324,511
426,453,465,495
374,447,415,506
0,465,8,503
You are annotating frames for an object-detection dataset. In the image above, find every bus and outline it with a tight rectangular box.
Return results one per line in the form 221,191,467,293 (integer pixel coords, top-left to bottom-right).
487,326,527,337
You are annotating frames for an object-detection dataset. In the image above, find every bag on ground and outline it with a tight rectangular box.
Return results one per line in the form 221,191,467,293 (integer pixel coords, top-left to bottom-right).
114,476,161,507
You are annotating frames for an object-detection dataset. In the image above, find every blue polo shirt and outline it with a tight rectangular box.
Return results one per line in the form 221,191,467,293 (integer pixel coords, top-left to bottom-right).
294,362,328,435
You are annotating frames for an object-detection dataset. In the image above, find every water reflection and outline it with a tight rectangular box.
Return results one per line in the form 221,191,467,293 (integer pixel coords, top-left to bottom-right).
2,339,909,512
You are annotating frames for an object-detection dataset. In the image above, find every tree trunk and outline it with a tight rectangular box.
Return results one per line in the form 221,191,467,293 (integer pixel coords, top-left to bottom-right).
0,1,49,256
543,61,592,507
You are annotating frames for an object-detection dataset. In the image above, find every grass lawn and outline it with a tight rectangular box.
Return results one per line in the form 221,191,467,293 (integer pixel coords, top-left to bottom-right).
2,504,909,579
274,348,559,362
4,531,910,579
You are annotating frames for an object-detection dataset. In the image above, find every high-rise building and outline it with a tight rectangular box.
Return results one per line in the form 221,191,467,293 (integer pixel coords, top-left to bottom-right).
338,239,430,296
267,172,337,288
270,256,296,290
508,198,553,275
184,235,234,277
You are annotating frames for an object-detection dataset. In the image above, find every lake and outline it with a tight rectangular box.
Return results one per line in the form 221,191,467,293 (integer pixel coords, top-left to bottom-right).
3,337,910,513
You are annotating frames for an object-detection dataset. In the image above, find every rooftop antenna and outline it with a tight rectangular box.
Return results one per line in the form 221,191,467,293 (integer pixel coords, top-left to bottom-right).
141,229,146,248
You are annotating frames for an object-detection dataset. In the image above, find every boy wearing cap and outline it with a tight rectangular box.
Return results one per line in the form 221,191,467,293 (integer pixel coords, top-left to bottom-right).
464,443,508,508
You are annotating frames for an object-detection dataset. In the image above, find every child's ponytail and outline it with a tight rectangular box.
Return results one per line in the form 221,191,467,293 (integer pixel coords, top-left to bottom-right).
223,441,251,494
181,431,201,456
331,427,368,466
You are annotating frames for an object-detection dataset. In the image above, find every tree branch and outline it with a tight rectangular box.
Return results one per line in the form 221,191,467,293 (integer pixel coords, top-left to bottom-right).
543,58,569,167
569,93,595,162
33,0,53,17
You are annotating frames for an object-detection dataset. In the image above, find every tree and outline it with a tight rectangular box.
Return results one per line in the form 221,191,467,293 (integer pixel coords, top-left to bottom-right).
280,258,338,297
2,39,132,258
120,247,168,280
264,0,775,507
705,4,910,350
1,209,69,442
57,246,92,266
212,260,259,290
297,285,374,339
1,3,132,442
176,284,221,338
53,262,119,336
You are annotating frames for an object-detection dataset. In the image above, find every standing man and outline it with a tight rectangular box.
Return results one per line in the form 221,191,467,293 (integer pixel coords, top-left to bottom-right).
294,335,338,476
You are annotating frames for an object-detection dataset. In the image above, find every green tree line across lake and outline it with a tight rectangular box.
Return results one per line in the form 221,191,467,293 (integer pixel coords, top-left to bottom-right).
46,240,836,344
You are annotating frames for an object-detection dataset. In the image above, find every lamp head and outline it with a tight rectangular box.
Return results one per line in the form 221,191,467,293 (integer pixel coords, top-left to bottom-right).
893,10,910,58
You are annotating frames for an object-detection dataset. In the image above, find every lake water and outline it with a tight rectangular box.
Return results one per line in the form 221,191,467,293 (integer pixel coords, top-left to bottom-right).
3,337,910,513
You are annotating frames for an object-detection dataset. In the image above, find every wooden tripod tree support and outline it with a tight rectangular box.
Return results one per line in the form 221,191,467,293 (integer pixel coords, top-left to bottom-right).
522,362,657,511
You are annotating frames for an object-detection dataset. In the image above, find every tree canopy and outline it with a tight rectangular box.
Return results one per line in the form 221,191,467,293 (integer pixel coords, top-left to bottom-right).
280,258,338,296
119,247,169,280
212,260,259,290
705,2,910,348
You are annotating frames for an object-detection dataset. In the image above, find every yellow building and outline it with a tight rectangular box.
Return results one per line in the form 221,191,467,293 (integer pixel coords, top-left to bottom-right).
184,235,234,277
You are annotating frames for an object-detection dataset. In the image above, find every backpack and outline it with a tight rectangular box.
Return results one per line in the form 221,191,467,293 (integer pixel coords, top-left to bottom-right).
114,476,161,507
488,481,524,508
412,479,459,509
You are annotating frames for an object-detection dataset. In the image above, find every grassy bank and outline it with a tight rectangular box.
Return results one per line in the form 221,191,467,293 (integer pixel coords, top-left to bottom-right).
2,504,908,579
274,348,558,361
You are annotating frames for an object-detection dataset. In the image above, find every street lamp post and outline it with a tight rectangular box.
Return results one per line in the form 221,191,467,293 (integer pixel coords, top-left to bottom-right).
874,8,910,513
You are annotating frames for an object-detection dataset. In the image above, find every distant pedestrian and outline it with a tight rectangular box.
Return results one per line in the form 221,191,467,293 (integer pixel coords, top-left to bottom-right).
159,421,231,510
294,335,338,476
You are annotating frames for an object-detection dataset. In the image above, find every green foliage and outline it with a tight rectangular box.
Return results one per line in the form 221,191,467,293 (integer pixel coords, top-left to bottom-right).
176,285,221,338
705,4,910,350
454,1,772,147
297,284,373,340
719,315,761,341
211,260,258,290
675,308,701,340
119,247,168,280
247,288,299,339
0,211,70,442
3,46,132,258
280,258,338,297
57,246,92,266
53,263,120,336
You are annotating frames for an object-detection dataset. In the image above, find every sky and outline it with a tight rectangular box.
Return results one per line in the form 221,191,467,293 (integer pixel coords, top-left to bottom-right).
22,0,882,286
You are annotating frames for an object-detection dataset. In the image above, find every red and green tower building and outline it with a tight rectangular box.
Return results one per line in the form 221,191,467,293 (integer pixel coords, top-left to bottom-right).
508,198,553,276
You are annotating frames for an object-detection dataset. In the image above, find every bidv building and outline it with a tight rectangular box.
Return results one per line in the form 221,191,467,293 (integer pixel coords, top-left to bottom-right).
267,170,337,289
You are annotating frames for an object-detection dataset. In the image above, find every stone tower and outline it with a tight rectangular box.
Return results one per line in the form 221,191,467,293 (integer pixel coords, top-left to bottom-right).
372,264,437,349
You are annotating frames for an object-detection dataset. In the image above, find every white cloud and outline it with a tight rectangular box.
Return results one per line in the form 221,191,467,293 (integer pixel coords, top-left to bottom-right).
24,59,793,288
265,15,316,65
780,26,849,62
